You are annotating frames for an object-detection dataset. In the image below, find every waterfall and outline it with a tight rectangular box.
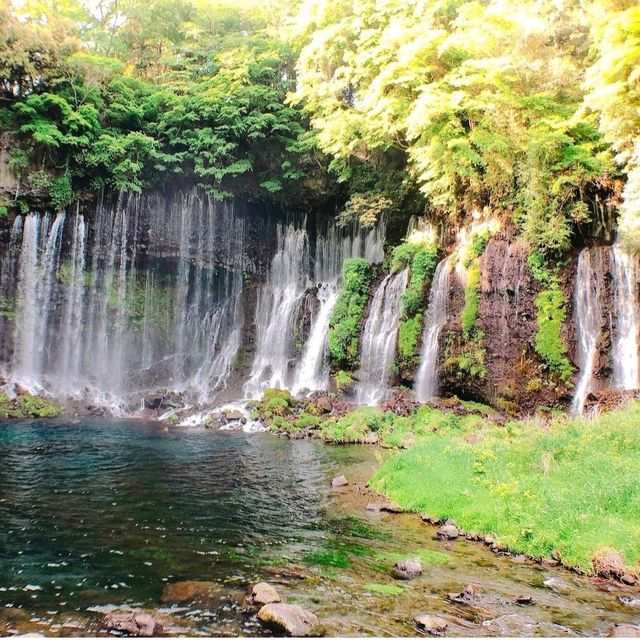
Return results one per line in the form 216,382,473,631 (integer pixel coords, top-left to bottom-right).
571,248,606,414
291,283,339,394
612,243,640,390
1,190,247,407
414,258,451,402
244,223,310,397
355,269,409,405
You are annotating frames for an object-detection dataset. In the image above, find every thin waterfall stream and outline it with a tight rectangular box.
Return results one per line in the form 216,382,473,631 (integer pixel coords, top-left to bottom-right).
414,258,451,402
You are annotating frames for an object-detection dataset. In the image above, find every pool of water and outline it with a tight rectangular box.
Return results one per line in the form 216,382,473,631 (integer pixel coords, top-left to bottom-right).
1,419,639,636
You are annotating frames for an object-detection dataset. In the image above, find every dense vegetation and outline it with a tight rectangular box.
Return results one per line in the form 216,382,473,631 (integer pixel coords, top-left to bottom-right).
0,0,638,258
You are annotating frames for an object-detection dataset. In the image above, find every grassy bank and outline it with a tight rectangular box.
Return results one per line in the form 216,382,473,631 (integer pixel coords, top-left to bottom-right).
371,402,640,575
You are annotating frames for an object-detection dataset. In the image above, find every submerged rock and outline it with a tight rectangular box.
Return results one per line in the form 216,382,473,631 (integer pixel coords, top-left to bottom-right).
161,580,222,604
447,583,481,604
103,610,162,637
392,557,422,579
543,577,570,593
251,582,281,605
609,624,640,637
414,614,448,633
331,475,349,488
257,603,319,637
436,524,459,540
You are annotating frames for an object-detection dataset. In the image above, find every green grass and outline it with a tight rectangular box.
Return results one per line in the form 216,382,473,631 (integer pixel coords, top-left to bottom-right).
371,402,640,573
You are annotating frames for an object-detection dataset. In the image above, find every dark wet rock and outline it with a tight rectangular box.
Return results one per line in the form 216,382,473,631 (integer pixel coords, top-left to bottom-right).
540,557,561,567
414,614,448,633
143,394,164,410
393,557,422,579
513,595,534,605
543,577,570,593
609,624,640,637
257,603,319,637
448,583,481,604
161,580,222,604
436,524,459,540
316,397,333,413
103,610,162,637
251,582,281,605
331,475,349,488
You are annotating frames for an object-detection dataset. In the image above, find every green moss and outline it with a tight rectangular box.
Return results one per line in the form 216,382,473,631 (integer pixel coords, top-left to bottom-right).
327,258,373,369
376,548,451,566
534,285,573,381
461,263,481,337
0,391,61,418
443,331,486,380
364,583,408,595
371,401,640,573
397,315,422,361
334,369,355,391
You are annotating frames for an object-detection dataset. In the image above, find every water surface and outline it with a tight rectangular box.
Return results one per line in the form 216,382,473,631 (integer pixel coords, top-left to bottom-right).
1,419,638,636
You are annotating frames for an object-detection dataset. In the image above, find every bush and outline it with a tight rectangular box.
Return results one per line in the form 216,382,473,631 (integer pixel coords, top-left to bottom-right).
327,258,373,369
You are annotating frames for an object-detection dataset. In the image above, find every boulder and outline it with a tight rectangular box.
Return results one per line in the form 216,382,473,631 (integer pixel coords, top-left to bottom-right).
609,624,640,637
316,397,333,413
257,603,319,637
103,610,162,637
331,475,348,488
414,614,448,633
362,432,379,445
392,557,422,579
593,548,637,585
161,580,222,604
251,581,281,605
436,524,459,540
223,409,244,423
143,394,164,410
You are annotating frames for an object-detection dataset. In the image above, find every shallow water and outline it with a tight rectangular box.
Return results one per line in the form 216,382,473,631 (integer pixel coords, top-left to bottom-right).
0,419,638,636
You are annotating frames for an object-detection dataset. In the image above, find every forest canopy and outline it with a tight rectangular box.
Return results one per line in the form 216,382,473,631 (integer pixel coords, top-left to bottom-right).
0,0,638,256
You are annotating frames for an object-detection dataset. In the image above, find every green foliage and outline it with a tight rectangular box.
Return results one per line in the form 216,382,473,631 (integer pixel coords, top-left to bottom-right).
319,406,387,443
48,175,74,210
372,401,640,572
327,258,373,369
534,285,573,381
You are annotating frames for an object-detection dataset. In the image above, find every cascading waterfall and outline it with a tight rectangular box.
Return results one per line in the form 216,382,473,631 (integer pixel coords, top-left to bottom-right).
291,283,339,394
1,190,246,407
355,269,409,405
612,242,640,390
414,258,451,402
244,223,310,397
571,248,605,414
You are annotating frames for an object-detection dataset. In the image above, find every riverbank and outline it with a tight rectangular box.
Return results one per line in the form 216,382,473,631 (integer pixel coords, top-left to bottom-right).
265,393,640,584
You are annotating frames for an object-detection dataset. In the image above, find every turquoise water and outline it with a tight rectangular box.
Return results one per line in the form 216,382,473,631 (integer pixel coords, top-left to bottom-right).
0,419,370,632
